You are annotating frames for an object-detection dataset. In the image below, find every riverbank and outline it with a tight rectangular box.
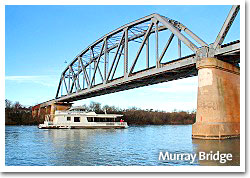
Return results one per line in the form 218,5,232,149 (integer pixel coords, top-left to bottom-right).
5,100,196,125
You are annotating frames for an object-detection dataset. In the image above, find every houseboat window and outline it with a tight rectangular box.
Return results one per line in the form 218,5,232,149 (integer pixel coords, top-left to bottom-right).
106,118,113,122
92,117,114,122
87,117,94,122
74,117,80,122
94,117,101,122
67,117,71,121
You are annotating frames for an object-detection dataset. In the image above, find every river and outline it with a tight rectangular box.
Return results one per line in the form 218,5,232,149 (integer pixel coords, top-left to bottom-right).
5,125,240,166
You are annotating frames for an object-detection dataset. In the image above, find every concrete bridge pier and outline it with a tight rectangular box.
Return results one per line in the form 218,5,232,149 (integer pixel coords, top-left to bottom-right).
32,102,72,122
192,57,240,139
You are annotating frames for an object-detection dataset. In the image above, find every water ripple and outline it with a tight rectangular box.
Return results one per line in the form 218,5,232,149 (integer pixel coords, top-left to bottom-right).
5,125,240,166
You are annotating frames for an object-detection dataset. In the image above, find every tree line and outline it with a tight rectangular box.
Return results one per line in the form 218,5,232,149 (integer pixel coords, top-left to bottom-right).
5,99,196,125
5,99,34,125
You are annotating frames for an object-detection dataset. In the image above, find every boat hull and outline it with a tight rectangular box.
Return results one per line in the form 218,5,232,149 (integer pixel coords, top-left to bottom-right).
38,125,128,129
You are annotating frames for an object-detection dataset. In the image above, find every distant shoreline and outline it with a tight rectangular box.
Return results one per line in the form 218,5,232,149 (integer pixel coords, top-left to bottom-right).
5,99,196,126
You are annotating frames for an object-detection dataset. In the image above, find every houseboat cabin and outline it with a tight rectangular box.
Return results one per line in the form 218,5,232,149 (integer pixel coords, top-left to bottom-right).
38,107,128,129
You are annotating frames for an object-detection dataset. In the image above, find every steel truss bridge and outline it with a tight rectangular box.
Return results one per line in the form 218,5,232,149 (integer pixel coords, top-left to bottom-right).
39,5,240,107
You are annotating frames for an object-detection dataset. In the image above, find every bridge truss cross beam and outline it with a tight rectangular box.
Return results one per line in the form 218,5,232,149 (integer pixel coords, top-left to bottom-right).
55,13,211,101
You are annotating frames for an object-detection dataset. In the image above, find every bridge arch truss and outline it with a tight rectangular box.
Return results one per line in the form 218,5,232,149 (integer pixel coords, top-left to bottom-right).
55,7,240,103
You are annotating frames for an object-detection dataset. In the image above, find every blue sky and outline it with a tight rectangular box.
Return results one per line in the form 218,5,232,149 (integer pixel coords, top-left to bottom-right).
5,5,240,111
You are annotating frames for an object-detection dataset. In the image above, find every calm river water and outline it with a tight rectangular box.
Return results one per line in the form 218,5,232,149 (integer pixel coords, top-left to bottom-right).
5,125,240,166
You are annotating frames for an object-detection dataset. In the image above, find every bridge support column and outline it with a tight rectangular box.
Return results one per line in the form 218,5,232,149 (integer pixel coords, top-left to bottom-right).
32,102,72,122
192,58,240,139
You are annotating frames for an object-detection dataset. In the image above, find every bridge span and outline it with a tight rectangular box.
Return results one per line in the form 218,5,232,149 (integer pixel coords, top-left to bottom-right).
32,6,240,140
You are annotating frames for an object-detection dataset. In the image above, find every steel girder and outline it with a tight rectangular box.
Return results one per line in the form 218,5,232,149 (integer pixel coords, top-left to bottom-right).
213,5,240,49
55,13,208,99
54,6,240,103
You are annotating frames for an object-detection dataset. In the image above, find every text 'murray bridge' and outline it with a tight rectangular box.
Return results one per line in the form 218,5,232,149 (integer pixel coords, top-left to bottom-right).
32,6,240,140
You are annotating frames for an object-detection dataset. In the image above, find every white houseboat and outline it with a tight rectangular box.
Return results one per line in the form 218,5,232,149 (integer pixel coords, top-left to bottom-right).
38,107,128,129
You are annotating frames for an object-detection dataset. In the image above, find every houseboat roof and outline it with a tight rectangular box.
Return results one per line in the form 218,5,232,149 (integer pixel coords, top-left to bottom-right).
55,108,123,118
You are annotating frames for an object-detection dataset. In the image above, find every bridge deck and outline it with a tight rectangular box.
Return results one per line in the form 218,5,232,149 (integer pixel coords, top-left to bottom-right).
58,39,240,102
57,54,197,103
37,39,239,108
